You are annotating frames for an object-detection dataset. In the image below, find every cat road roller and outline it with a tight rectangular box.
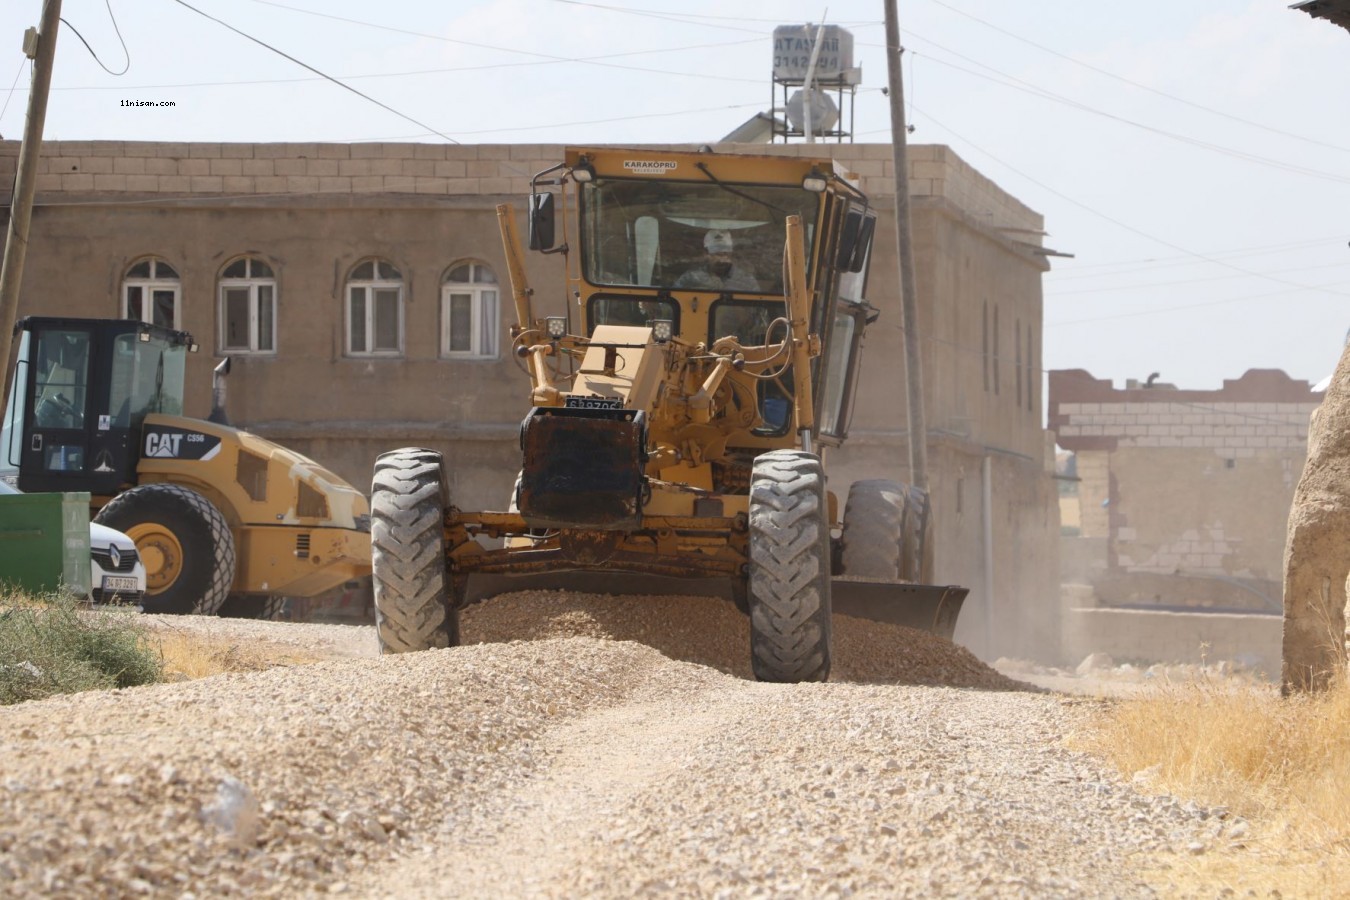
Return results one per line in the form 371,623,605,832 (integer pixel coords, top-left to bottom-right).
371,146,966,682
2,316,371,617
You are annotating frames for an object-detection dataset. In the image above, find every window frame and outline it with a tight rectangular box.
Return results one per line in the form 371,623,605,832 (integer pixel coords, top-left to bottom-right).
122,257,182,331
345,259,406,358
439,261,499,360
217,256,278,355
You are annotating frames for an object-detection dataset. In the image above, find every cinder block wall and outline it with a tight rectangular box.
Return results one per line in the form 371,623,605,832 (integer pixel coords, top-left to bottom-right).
1050,369,1319,592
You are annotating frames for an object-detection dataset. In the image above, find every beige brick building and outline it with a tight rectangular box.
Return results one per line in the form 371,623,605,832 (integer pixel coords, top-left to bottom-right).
1,139,1059,660
1050,369,1321,617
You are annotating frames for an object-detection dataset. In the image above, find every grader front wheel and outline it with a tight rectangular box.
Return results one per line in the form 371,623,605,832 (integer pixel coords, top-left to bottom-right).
370,448,460,653
746,449,832,683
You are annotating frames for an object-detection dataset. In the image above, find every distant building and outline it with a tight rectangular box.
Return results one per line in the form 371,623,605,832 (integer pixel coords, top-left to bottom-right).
1049,368,1322,615
0,139,1059,659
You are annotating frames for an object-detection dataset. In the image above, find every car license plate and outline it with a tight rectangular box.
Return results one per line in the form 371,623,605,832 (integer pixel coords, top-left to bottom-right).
102,575,140,593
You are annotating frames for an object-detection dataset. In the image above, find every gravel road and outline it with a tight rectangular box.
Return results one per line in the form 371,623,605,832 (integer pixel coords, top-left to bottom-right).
0,591,1228,898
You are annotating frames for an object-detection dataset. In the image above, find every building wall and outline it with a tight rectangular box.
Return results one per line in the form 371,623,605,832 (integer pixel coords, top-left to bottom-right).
0,139,1058,659
1050,369,1319,614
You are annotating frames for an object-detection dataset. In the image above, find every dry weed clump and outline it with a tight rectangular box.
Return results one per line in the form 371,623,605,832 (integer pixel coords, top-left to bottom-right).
0,590,162,704
149,629,324,680
1075,674,1350,894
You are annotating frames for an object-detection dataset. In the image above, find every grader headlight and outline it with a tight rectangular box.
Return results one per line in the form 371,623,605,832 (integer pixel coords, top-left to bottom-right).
545,316,567,339
650,319,673,343
571,158,596,183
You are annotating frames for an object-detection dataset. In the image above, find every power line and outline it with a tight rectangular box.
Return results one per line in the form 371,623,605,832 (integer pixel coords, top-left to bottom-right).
54,37,767,92
0,57,25,132
551,0,878,27
876,37,1350,187
894,103,1350,298
1046,259,1350,296
345,100,766,142
60,0,130,76
239,0,765,81
1047,277,1350,326
1049,235,1346,278
167,0,460,144
929,0,1350,157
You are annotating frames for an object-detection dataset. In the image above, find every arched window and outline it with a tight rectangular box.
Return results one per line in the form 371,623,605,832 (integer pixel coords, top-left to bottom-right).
441,261,498,359
123,257,181,329
346,259,404,356
219,256,276,354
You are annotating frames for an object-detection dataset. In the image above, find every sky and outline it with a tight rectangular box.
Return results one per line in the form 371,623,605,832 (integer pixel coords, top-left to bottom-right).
1,0,1348,392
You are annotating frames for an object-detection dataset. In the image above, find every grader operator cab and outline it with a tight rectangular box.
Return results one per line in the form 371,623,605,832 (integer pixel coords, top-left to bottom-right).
3,316,371,617
371,147,966,682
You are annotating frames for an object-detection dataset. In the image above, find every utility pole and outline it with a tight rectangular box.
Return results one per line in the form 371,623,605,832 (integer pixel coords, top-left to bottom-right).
0,0,62,382
883,0,928,492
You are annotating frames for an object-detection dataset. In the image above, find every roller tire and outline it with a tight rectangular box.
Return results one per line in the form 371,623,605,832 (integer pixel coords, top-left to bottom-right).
746,449,832,683
94,483,235,616
371,448,459,653
217,594,288,620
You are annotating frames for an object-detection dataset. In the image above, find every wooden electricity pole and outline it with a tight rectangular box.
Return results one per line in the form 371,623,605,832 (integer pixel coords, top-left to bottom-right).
882,0,928,492
0,0,62,383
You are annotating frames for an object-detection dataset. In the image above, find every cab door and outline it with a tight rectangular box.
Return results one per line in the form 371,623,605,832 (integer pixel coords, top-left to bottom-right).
17,324,96,493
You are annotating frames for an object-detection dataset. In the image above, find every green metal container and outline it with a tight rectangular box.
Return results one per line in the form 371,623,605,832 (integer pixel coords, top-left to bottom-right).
0,491,91,598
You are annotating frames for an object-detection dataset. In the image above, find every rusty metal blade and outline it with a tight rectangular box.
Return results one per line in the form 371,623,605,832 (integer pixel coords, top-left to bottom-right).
830,577,967,641
464,571,729,605
464,571,967,641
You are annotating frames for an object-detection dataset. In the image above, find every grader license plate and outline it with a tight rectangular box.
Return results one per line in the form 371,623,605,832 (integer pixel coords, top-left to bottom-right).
565,396,623,410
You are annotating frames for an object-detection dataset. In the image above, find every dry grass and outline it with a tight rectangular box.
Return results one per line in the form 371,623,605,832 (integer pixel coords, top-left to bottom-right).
149,629,324,680
1076,675,1350,896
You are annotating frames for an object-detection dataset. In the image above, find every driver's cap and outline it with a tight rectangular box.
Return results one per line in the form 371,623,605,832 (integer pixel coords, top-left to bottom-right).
704,230,734,254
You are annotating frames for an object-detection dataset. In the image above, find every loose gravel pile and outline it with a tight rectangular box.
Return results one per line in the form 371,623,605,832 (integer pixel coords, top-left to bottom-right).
463,591,1026,690
0,590,1229,897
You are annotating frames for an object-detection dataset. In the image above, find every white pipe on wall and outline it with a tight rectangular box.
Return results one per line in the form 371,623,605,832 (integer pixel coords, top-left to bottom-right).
982,453,995,656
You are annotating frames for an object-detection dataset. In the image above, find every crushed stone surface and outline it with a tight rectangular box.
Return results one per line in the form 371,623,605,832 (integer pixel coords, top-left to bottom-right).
0,591,1224,898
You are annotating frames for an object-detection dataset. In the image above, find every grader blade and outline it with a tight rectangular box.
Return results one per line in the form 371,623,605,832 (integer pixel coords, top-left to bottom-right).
463,571,728,605
463,572,967,641
830,578,967,641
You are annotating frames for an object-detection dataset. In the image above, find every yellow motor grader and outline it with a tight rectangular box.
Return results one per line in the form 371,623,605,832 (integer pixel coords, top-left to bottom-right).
371,146,965,682
2,316,371,617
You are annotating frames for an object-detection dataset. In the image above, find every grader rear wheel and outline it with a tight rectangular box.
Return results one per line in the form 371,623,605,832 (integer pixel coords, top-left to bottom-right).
838,479,932,584
94,483,235,616
746,449,832,683
370,448,460,653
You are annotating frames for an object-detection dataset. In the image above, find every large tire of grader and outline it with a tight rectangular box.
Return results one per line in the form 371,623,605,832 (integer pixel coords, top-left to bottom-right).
746,449,833,683
370,448,461,653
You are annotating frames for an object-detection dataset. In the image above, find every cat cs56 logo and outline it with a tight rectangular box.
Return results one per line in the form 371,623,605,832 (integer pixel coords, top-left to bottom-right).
144,426,221,461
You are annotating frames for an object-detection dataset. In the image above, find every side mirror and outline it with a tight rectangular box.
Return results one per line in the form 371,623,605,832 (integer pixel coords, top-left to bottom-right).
528,192,556,251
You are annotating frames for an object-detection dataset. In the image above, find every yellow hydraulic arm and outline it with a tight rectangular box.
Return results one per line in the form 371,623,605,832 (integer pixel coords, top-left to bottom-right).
784,214,818,433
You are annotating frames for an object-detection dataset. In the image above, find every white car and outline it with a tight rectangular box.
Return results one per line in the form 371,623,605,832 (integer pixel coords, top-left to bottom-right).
0,480,147,606
87,520,147,606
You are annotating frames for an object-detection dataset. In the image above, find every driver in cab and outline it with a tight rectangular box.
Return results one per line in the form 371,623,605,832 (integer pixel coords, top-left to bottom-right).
675,229,760,292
